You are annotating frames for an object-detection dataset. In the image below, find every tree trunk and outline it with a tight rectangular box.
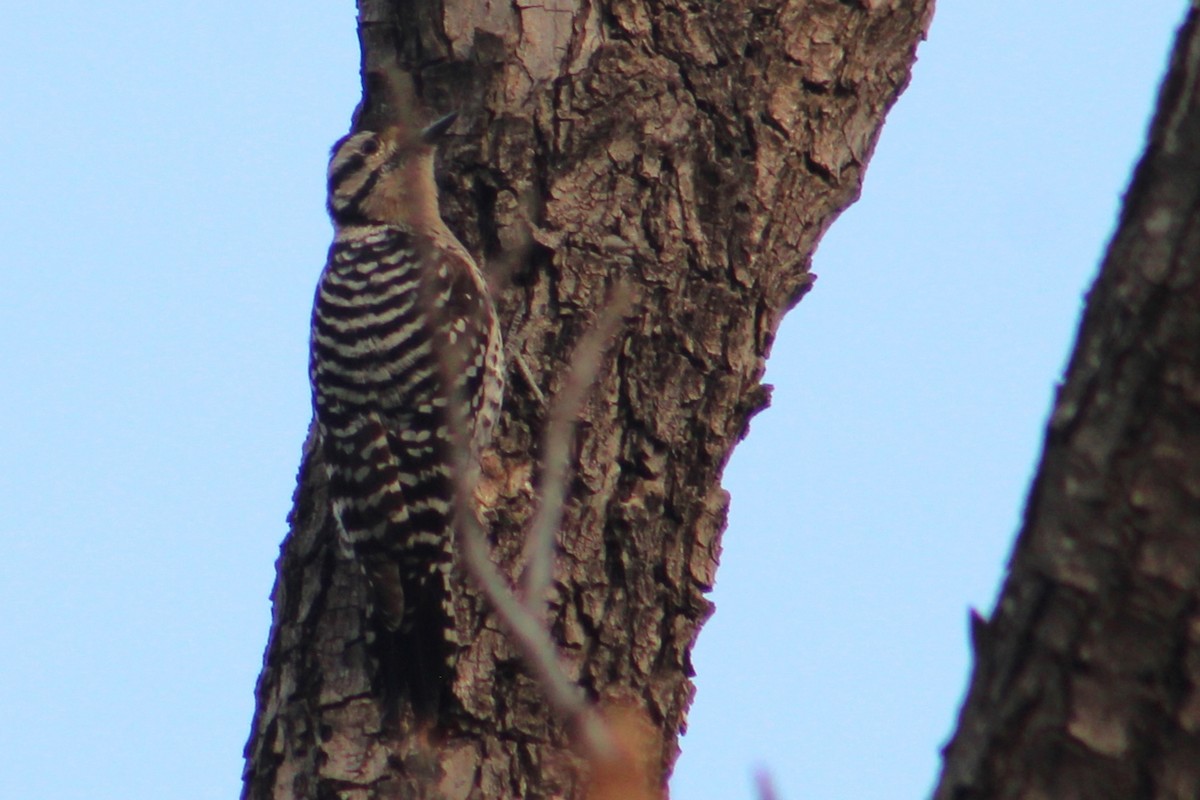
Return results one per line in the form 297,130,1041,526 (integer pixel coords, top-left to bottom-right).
934,10,1200,800
242,1,932,797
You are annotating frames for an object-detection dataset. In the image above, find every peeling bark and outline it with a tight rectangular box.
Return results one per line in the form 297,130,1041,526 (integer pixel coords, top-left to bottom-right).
243,2,932,797
935,11,1200,800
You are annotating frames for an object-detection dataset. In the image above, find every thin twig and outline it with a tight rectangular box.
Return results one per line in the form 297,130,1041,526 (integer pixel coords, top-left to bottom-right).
489,191,547,409
455,499,614,758
521,283,634,618
432,280,621,761
754,767,780,800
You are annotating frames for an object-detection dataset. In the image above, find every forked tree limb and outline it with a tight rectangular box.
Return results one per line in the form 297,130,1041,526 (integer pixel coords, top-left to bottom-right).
935,9,1200,799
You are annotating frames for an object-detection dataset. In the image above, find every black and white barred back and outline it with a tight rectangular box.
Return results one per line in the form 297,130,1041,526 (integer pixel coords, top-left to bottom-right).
309,120,504,671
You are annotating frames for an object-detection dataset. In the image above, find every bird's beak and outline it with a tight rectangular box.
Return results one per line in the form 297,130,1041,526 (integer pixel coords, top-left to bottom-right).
421,112,459,145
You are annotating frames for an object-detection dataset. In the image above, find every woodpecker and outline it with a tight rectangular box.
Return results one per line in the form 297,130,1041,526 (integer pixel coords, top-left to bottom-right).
309,111,504,701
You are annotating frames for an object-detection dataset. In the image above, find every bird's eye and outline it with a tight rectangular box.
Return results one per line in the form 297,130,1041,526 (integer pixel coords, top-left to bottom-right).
361,138,380,156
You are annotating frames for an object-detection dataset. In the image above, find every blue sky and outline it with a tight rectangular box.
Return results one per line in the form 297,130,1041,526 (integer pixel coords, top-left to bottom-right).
0,2,1184,799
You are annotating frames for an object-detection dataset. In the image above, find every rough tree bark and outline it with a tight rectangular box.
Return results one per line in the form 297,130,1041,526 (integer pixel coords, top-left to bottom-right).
243,1,932,797
934,10,1200,800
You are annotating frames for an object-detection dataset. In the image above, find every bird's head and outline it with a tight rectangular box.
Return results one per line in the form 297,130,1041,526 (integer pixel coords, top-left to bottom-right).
326,112,457,229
